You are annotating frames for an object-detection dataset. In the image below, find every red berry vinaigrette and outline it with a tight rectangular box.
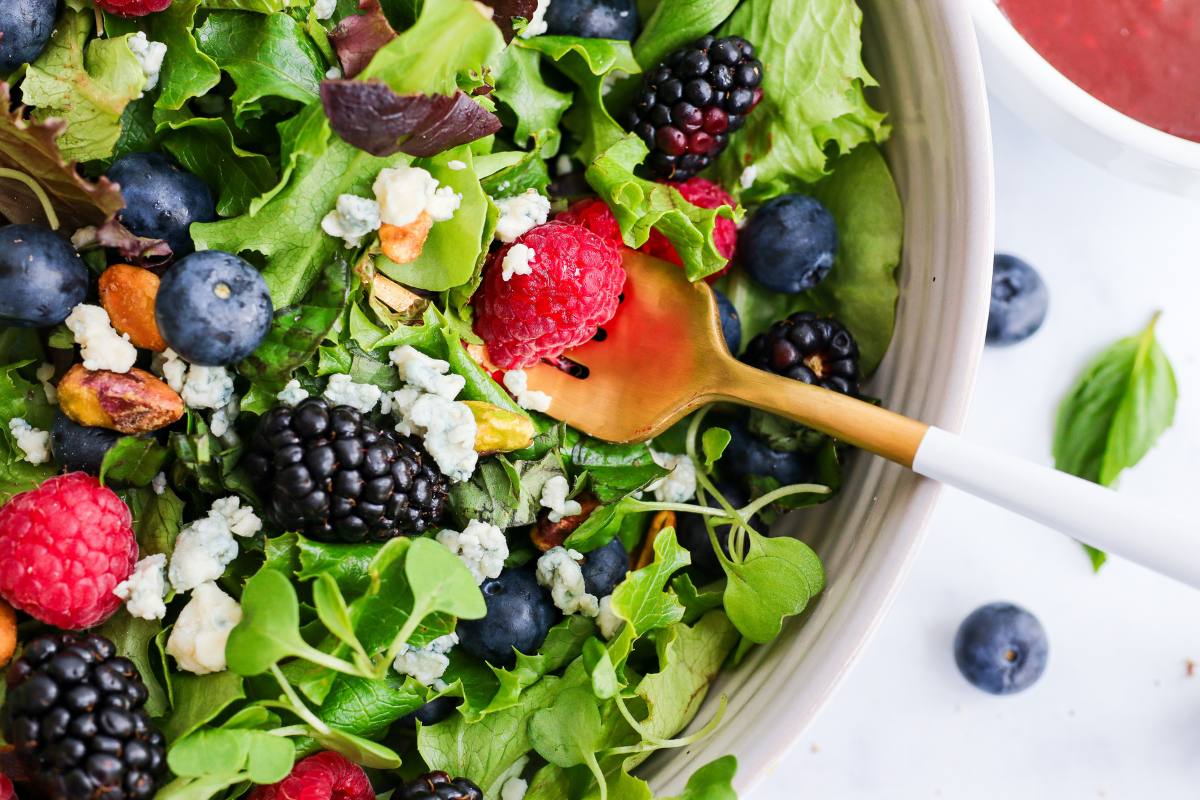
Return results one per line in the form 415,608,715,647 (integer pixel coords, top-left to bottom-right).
997,0,1200,142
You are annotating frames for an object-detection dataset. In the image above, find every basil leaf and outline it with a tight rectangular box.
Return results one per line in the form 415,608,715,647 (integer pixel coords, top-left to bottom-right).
100,437,170,487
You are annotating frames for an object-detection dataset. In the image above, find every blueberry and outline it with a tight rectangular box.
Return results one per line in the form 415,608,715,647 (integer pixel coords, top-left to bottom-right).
545,0,639,40
106,153,216,257
740,195,838,294
50,413,122,475
676,479,759,582
580,537,628,597
713,288,741,354
954,602,1048,695
457,567,559,668
0,0,57,72
987,254,1048,346
724,417,815,485
398,695,462,729
0,224,88,328
155,250,273,366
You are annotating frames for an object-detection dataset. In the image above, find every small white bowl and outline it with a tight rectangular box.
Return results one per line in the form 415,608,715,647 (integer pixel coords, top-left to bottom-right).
971,0,1200,198
643,0,995,794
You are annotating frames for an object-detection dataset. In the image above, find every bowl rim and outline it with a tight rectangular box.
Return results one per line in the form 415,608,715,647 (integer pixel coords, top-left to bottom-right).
970,0,1200,168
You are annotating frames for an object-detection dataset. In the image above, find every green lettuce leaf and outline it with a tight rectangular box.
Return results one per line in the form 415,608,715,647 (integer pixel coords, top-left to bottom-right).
0,363,56,503
715,0,890,193
150,0,221,112
492,44,572,158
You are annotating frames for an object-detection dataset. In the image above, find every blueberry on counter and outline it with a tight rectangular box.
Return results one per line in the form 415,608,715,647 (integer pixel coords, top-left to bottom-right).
954,602,1048,695
0,0,57,72
714,288,742,355
457,567,559,668
580,536,628,598
987,254,1049,346
156,250,273,366
545,0,639,40
741,195,838,294
0,224,88,328
50,413,122,475
106,153,216,257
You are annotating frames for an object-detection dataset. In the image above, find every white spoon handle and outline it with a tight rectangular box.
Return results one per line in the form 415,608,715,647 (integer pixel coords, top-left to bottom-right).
913,426,1198,586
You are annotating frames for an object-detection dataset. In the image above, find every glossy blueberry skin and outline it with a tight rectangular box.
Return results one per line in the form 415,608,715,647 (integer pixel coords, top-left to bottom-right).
545,0,639,40
0,224,88,328
106,153,216,257
713,288,742,355
0,0,57,72
987,254,1049,346
50,413,122,475
580,537,628,597
457,567,559,668
156,250,274,366
398,695,462,729
676,479,757,582
724,417,814,485
740,195,838,294
954,602,1048,695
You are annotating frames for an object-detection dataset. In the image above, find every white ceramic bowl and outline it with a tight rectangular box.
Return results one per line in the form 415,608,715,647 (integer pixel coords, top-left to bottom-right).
644,1,995,794
971,0,1200,198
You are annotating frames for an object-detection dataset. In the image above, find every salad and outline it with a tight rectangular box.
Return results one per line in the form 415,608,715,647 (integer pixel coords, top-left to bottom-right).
0,0,903,798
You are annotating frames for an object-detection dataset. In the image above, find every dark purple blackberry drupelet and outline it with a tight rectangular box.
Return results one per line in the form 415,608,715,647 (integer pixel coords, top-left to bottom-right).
742,312,861,397
2,632,167,800
398,771,483,800
623,35,764,179
246,398,449,543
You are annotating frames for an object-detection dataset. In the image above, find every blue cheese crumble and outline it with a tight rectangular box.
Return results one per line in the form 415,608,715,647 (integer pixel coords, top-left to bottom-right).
277,379,310,407
65,304,137,373
7,418,50,465
536,547,599,617
168,497,262,593
492,189,550,242
323,373,383,413
539,475,582,523
165,582,242,675
113,554,168,621
321,194,381,249
392,632,459,689
437,520,508,583
649,450,698,503
502,369,551,413
501,243,536,281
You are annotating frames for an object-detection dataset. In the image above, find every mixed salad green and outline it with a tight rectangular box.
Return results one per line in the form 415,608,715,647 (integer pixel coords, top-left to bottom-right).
0,0,904,798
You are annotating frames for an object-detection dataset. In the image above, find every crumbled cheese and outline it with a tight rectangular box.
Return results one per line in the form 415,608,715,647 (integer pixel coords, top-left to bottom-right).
739,164,759,189
389,346,465,400
114,554,168,621
437,520,508,583
182,365,235,410
555,155,574,176
166,582,242,675
539,475,581,523
501,776,529,800
321,194,381,249
537,547,599,617
492,189,550,243
501,243,536,281
154,348,187,393
404,394,478,482
596,594,623,640
209,396,239,439
65,304,137,373
519,0,550,38
392,633,458,689
447,160,467,171
127,32,167,94
313,0,337,19
37,363,57,404
152,472,167,495
373,166,461,227
323,373,382,413
502,369,551,413
7,418,50,465
168,496,261,592
277,379,310,406
649,451,698,503
325,66,343,79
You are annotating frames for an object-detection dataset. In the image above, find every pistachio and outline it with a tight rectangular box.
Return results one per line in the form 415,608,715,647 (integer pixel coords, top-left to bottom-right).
98,263,167,351
636,510,677,569
379,212,433,265
465,400,535,454
59,364,184,434
0,598,14,667
532,492,601,552
371,272,426,315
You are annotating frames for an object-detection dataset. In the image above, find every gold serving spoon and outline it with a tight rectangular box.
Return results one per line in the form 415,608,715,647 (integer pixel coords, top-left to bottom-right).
524,252,1196,586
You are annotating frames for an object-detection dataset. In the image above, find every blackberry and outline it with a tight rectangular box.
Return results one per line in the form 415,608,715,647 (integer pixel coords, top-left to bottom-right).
623,35,764,179
2,632,167,800
398,771,483,800
742,312,860,397
246,398,449,543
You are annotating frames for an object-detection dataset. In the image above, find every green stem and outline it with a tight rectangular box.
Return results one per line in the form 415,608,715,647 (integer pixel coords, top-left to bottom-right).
377,606,428,677
295,641,374,679
268,725,310,738
0,169,59,230
269,664,330,735
737,483,830,521
583,752,609,800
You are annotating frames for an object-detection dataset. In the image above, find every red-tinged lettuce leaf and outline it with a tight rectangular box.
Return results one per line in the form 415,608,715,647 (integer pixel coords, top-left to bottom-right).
331,0,398,79
71,218,172,267
0,83,124,230
477,0,540,41
321,80,501,158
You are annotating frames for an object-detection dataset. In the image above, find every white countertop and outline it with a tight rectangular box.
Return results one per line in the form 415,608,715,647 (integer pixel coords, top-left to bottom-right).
753,100,1200,799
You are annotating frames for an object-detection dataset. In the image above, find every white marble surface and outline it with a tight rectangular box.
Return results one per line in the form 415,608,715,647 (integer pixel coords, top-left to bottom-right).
753,101,1200,799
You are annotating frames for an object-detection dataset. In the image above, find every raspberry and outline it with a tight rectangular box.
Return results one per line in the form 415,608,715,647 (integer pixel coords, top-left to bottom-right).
0,773,12,800
248,752,373,800
0,473,137,630
95,0,173,16
639,177,737,278
474,220,625,369
555,198,624,247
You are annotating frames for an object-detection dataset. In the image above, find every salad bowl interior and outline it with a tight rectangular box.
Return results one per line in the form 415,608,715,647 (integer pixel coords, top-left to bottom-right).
641,1,993,793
